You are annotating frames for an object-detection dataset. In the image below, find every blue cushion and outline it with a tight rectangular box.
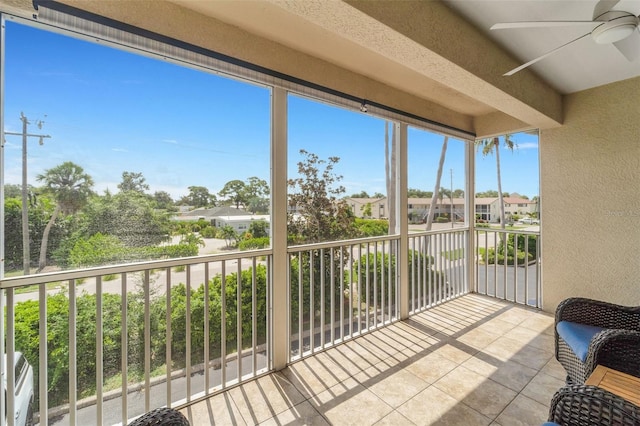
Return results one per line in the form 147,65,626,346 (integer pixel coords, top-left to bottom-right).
557,321,606,362
541,423,561,426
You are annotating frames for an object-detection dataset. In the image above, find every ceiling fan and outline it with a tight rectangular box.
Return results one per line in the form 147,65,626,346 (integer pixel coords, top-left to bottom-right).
491,0,640,75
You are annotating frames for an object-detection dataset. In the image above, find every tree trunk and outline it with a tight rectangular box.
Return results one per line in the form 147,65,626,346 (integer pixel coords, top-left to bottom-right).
426,137,448,231
494,137,506,229
37,205,60,273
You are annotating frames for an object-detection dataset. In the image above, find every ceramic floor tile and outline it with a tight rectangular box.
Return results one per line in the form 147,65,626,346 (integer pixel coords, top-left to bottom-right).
229,372,307,424
180,392,247,426
374,410,417,425
309,377,393,426
281,352,352,399
457,327,502,350
503,325,554,351
177,295,557,426
433,365,517,419
540,357,567,381
521,372,565,405
519,314,555,335
462,355,539,393
398,385,492,426
405,351,459,384
357,364,430,408
258,400,330,426
495,393,549,426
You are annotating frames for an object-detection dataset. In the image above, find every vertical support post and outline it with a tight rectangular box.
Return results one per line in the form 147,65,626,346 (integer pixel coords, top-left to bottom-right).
271,87,288,370
466,138,476,295
397,123,409,319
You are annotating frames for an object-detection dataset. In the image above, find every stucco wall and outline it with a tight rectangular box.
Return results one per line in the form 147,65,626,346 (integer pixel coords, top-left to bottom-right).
540,77,640,312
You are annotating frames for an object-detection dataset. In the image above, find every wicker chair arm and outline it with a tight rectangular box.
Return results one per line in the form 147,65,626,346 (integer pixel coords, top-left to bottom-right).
549,384,640,425
555,298,640,330
584,329,640,379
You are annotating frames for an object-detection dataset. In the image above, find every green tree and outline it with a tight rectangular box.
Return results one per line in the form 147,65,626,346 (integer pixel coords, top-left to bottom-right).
219,225,239,248
476,135,516,228
182,186,216,208
360,202,372,218
407,188,433,198
36,162,94,272
81,191,170,247
244,176,269,213
4,183,22,198
350,190,370,198
248,219,269,238
152,190,175,210
218,179,247,209
288,150,357,244
476,190,499,197
117,171,149,194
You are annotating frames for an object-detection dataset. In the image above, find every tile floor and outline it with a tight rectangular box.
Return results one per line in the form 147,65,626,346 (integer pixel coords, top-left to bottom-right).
180,294,566,425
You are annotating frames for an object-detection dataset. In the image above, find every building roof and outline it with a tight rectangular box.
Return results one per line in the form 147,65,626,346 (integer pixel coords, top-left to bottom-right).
181,206,248,217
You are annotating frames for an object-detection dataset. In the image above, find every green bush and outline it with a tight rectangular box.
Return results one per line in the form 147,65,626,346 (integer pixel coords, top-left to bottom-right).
352,250,444,307
354,218,388,237
238,237,270,251
11,265,269,409
200,226,217,238
68,234,198,268
435,216,450,223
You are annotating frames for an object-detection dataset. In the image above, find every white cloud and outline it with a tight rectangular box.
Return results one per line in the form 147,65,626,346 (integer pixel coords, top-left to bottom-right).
112,148,128,152
516,142,538,150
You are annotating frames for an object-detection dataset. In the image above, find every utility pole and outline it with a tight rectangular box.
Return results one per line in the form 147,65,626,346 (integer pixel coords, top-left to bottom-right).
5,113,50,275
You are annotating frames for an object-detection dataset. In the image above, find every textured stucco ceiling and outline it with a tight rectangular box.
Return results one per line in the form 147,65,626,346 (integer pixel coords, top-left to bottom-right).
167,0,563,133
170,0,494,117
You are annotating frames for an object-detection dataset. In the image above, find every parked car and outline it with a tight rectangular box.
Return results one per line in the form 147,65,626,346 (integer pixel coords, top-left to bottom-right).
4,352,34,426
517,217,539,225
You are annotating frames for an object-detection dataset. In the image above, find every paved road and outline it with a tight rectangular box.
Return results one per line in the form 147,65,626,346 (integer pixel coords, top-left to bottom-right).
46,351,268,426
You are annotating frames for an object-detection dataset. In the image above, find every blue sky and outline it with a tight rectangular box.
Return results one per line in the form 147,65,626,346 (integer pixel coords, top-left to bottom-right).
3,20,539,201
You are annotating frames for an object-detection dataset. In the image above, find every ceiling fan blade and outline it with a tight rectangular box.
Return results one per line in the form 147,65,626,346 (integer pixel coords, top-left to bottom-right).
613,28,640,61
491,21,599,30
593,0,619,20
504,32,592,76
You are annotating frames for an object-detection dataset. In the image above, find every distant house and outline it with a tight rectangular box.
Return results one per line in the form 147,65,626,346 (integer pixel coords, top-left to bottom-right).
344,197,387,219
475,197,538,223
173,206,249,222
212,215,270,234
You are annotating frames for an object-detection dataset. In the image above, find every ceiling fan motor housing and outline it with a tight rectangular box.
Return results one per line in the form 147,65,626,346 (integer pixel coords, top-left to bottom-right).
591,13,639,44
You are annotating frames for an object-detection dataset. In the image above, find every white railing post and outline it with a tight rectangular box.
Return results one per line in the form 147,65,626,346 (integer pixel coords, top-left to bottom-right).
271,87,288,370
466,137,476,295
398,123,409,320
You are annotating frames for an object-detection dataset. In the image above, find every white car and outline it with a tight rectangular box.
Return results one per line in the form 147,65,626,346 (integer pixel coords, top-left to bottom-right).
518,217,539,225
4,352,34,426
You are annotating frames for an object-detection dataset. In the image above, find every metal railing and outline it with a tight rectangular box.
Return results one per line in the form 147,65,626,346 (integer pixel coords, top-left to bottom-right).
287,235,400,362
408,229,469,314
0,228,543,425
287,229,471,362
474,228,542,308
0,250,270,426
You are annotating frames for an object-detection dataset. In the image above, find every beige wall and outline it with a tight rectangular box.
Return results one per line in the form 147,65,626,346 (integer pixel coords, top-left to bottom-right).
540,77,640,312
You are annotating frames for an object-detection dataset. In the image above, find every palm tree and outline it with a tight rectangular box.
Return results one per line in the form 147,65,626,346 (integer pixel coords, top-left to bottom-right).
475,135,516,229
425,136,448,230
36,162,94,272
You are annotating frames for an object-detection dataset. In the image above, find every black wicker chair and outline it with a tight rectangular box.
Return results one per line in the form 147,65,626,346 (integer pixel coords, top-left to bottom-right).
555,297,640,384
128,407,190,426
547,384,640,426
